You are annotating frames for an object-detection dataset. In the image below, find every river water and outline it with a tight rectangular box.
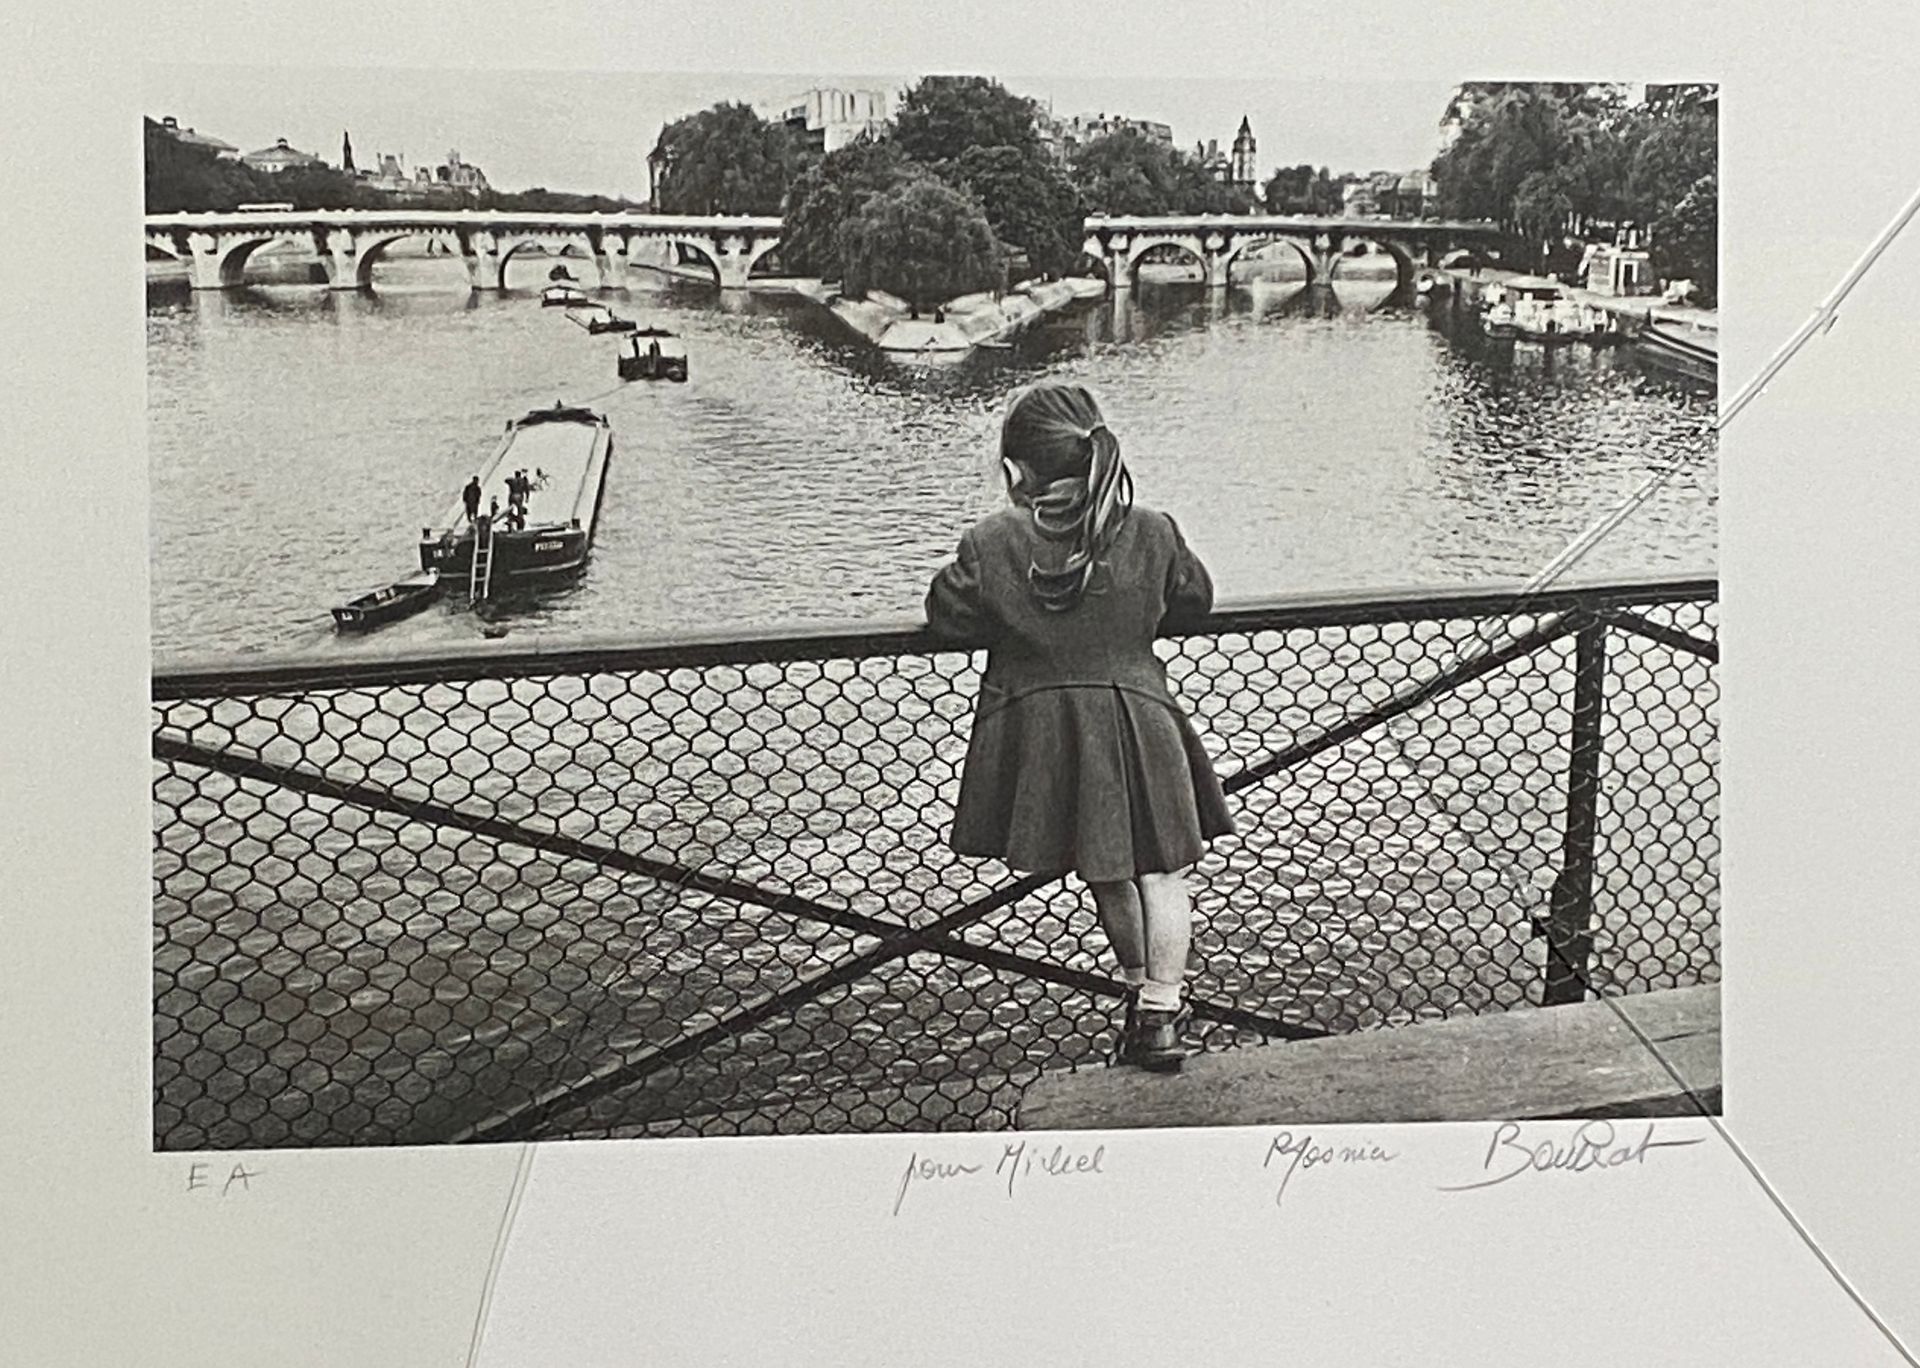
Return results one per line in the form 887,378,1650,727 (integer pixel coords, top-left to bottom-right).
145,254,1715,659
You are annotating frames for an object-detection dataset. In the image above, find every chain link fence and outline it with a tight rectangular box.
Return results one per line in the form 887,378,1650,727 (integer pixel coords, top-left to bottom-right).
152,577,1718,1149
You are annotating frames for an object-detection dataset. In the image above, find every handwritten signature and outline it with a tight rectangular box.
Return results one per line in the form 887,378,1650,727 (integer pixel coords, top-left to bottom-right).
1263,1131,1397,1209
1440,1120,1705,1192
892,1141,1106,1216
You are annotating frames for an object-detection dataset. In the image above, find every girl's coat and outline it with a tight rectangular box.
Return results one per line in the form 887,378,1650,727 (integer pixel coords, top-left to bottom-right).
926,504,1235,882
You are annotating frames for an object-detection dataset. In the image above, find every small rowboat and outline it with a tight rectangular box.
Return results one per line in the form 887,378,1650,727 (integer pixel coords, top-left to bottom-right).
581,312,636,335
332,569,440,631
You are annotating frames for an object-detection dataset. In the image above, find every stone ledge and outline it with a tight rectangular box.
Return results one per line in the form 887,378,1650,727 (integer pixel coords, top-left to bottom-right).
1017,984,1720,1132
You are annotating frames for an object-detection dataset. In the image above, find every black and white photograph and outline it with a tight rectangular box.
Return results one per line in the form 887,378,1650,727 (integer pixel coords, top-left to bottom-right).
145,67,1720,1151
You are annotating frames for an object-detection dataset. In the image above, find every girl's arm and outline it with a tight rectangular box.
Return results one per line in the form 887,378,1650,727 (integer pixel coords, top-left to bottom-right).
925,528,993,644
1161,513,1215,628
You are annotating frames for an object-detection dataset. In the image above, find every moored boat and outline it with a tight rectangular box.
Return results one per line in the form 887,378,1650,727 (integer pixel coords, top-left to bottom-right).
418,403,616,596
619,327,688,382
332,569,440,632
1483,276,1616,343
1631,317,1718,385
584,312,637,335
542,283,592,308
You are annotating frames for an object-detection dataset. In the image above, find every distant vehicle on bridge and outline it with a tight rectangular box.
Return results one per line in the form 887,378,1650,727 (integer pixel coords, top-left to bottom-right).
235,201,295,212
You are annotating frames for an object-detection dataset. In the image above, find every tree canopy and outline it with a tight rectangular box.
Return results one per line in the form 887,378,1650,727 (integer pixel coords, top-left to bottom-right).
945,144,1085,278
1262,164,1342,216
1070,129,1238,216
890,76,1042,165
780,138,923,277
837,177,1002,310
144,118,371,212
1430,84,1717,297
652,102,802,215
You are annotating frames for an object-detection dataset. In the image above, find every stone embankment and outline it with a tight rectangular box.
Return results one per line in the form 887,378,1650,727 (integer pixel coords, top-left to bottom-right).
795,277,1107,357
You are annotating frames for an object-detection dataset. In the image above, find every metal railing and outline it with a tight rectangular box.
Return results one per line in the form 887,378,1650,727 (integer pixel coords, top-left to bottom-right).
151,576,1718,1148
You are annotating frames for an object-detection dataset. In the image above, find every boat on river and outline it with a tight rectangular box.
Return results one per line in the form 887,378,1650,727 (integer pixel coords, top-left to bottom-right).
418,403,615,597
331,569,440,632
1631,317,1718,385
580,311,636,335
1483,277,1616,343
619,327,688,382
542,283,592,308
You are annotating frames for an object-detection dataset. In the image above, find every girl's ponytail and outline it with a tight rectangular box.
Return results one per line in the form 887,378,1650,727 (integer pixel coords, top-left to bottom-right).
1001,384,1134,612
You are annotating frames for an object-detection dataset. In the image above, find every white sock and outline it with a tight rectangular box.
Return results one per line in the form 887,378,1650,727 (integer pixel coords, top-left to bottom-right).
1121,966,1147,989
1139,979,1182,1013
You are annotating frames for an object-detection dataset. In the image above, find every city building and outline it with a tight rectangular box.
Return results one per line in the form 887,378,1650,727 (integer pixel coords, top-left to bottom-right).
356,149,490,203
241,138,326,175
760,87,892,154
1038,111,1175,161
1230,116,1257,191
157,116,239,160
1194,138,1230,181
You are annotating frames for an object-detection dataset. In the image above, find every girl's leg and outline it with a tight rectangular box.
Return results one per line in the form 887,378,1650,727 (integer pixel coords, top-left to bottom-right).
1136,870,1193,1013
1087,879,1145,981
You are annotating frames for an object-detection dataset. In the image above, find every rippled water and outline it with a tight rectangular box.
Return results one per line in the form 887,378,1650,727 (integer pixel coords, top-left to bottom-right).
145,254,1715,658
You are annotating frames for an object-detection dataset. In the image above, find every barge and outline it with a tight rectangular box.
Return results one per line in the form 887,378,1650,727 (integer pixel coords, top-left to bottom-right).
619,327,688,382
1631,318,1718,385
419,403,615,597
1483,277,1617,344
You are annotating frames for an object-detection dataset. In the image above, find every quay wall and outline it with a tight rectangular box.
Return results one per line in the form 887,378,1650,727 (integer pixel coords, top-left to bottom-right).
795,276,1107,357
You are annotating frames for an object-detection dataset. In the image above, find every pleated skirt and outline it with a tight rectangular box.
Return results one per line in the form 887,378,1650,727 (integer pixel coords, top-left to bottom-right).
948,682,1235,883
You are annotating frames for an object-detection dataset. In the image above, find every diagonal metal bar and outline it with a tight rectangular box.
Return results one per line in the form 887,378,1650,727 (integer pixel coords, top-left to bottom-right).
1221,609,1584,793
156,730,1318,1131
153,731,923,945
1594,608,1719,662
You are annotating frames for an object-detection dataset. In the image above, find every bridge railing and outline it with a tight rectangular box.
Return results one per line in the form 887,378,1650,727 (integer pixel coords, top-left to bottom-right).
151,576,1717,1148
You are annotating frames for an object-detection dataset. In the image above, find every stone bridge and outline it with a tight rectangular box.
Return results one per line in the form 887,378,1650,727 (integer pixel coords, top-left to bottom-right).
144,210,784,291
1083,214,1512,295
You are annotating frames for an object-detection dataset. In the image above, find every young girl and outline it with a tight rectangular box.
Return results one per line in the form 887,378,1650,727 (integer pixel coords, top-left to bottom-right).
925,381,1233,1071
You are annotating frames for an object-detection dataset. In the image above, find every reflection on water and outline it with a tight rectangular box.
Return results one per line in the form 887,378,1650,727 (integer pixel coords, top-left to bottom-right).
146,258,1715,657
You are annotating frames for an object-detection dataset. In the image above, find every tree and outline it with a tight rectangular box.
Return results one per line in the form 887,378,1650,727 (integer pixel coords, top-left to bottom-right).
1652,170,1716,302
267,163,376,210
1070,128,1237,216
652,102,802,215
890,76,1041,166
945,144,1085,277
146,119,258,212
837,177,1002,311
780,137,924,277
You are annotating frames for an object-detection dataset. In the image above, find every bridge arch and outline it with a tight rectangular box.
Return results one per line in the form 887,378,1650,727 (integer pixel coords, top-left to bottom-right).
206,232,317,288
742,235,783,280
350,229,469,288
1217,236,1318,286
1122,235,1210,288
495,232,600,290
654,234,725,288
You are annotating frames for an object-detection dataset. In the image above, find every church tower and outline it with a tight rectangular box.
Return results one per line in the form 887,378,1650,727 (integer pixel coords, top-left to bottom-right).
1230,115,1256,190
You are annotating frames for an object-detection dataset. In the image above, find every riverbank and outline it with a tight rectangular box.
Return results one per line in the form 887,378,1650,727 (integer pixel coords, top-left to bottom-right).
795,276,1107,358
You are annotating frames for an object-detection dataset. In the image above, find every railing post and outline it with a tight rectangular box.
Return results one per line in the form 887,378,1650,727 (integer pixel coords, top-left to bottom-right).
1543,620,1607,1006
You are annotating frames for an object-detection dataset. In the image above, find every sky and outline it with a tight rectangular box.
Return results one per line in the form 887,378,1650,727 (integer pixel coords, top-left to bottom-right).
146,64,1463,200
